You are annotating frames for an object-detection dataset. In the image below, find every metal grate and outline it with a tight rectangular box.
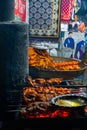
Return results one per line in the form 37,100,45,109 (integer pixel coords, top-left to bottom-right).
4,79,87,119
5,87,24,120
1,79,87,129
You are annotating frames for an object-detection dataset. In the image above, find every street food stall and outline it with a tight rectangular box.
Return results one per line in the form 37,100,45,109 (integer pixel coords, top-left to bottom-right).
0,0,87,130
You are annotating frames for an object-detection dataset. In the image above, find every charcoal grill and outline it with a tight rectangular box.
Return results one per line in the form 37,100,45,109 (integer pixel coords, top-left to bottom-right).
1,79,87,130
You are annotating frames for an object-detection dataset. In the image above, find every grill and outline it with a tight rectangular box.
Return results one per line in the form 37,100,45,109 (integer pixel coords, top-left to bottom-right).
1,79,87,130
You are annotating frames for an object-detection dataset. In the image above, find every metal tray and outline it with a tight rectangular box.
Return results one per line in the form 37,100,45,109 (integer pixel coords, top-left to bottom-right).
29,56,87,79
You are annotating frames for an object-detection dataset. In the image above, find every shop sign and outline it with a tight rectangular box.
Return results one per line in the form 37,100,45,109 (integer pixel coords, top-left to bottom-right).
15,0,26,22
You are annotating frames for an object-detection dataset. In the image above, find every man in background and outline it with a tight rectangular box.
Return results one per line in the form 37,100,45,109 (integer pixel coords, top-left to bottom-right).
74,40,85,60
63,32,75,58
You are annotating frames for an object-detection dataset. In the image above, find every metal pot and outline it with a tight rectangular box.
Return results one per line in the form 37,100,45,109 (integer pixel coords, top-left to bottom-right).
51,94,87,116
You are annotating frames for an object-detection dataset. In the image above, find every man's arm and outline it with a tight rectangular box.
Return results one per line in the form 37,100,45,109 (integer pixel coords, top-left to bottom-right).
64,38,68,47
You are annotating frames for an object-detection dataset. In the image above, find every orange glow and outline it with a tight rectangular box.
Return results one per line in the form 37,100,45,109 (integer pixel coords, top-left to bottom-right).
21,110,70,118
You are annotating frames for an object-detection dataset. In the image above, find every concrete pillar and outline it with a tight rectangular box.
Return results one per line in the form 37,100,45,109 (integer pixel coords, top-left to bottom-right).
0,21,29,87
0,0,15,21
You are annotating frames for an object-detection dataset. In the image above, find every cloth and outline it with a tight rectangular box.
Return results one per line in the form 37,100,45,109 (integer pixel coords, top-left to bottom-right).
15,0,26,22
61,0,73,22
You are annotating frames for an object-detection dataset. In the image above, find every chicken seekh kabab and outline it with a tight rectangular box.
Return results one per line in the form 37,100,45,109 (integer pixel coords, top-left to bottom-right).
24,77,72,104
26,76,63,86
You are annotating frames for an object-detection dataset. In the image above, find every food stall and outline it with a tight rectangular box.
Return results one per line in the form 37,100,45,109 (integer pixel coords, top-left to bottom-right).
3,46,87,130
0,0,87,130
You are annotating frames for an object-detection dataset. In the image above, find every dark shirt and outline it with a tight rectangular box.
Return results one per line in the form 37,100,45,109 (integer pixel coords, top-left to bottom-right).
74,40,85,60
64,37,74,49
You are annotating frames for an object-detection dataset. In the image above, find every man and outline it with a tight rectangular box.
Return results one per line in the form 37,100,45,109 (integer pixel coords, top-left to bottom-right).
63,32,75,58
74,40,85,60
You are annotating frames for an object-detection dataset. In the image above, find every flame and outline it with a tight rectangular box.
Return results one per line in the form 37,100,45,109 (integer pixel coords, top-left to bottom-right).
21,110,70,118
